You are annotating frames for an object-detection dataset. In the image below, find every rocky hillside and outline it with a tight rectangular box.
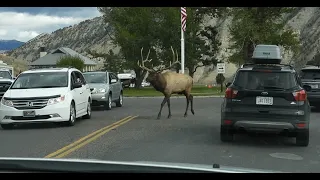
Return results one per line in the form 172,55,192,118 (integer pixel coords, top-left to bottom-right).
8,7,320,84
8,16,118,62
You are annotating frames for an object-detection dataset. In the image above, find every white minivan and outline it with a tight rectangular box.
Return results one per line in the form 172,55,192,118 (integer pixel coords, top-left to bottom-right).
0,67,92,129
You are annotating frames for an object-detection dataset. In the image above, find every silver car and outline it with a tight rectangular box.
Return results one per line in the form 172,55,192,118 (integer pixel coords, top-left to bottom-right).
83,71,123,110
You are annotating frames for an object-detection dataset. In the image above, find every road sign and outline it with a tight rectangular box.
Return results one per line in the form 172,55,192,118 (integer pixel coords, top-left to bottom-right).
217,63,225,74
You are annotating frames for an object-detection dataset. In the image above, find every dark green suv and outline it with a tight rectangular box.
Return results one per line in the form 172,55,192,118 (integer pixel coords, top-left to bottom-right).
220,45,311,146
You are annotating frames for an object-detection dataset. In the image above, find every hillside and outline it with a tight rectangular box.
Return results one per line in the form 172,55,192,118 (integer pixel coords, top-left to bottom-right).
7,7,320,84
0,40,24,51
8,16,118,62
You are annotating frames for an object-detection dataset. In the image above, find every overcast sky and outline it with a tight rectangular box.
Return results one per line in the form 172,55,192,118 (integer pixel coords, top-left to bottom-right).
0,7,101,42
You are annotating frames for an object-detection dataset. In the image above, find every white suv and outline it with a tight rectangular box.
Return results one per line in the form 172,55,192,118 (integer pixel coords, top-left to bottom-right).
0,67,92,129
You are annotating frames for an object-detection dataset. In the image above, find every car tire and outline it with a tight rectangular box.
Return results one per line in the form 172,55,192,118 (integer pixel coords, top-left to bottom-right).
65,102,76,127
82,99,91,119
105,94,112,110
1,124,14,130
296,130,309,147
220,126,234,142
115,92,123,107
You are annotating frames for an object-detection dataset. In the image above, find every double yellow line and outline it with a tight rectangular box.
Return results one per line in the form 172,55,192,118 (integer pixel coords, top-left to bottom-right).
44,115,138,159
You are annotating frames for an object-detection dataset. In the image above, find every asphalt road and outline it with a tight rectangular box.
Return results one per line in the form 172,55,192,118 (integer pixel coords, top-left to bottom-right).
0,97,320,173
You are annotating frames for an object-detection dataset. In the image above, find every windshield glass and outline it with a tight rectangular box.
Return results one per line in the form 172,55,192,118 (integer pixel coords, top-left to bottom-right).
234,71,298,90
83,73,107,83
300,69,320,79
10,72,68,89
0,71,12,79
3,7,320,174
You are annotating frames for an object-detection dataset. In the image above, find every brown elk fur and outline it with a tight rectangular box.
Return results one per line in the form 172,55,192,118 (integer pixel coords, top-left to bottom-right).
138,47,195,119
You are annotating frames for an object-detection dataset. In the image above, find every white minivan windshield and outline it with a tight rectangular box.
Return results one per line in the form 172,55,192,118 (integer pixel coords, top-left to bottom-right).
11,72,68,89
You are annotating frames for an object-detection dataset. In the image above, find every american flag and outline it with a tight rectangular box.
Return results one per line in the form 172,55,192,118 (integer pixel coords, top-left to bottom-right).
181,7,187,32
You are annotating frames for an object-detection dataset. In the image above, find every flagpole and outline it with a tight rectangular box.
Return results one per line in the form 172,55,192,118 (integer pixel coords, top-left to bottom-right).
181,26,185,74
180,7,186,74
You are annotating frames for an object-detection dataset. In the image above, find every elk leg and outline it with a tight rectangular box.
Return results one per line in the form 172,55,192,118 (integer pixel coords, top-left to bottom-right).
184,92,190,118
167,98,172,119
190,94,195,115
157,96,169,119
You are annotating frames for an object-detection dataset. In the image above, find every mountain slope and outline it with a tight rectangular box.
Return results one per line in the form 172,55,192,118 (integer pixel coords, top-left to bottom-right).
8,16,118,62
0,40,24,51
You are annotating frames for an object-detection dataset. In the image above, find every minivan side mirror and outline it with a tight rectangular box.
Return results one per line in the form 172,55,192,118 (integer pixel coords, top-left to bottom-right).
111,79,117,83
73,82,82,89
225,82,231,87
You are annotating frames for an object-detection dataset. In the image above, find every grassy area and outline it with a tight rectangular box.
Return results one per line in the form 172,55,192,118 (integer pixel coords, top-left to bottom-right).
123,85,225,97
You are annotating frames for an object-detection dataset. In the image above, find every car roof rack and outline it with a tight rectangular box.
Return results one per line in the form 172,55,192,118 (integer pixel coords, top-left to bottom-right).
241,63,294,69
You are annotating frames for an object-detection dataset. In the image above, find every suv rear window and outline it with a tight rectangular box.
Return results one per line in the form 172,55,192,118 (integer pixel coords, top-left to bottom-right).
300,69,320,80
234,71,298,90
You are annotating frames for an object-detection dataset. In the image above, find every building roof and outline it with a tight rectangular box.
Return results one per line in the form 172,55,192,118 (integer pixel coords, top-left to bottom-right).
30,47,97,66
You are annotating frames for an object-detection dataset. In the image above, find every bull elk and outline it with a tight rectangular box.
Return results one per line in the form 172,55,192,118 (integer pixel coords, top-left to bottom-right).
137,46,195,119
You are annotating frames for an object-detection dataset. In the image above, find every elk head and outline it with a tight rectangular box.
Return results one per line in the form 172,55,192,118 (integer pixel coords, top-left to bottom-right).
137,46,180,83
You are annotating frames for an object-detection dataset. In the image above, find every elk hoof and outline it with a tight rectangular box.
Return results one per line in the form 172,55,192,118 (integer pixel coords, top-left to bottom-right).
184,114,188,118
156,115,161,120
167,114,171,119
191,110,195,115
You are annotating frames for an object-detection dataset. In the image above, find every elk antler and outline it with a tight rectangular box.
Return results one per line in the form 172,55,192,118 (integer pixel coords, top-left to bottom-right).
158,46,181,71
137,47,155,72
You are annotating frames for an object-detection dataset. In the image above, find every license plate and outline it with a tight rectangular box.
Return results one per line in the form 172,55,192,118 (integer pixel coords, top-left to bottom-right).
310,84,319,89
23,111,35,117
256,96,273,105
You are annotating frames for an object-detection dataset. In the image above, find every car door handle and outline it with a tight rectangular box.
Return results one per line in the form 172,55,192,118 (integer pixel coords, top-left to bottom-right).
80,92,83,94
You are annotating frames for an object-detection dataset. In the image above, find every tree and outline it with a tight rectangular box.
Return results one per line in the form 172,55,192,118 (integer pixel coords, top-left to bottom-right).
98,7,225,83
56,55,85,71
228,7,300,66
155,7,224,77
88,49,125,73
98,7,162,88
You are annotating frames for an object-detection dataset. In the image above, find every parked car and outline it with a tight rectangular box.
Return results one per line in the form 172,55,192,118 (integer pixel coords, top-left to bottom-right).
83,71,123,110
299,66,320,109
221,45,311,146
0,68,15,100
0,67,92,129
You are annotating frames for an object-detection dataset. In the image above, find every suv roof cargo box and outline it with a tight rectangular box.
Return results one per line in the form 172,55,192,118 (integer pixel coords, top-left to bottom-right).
252,44,282,64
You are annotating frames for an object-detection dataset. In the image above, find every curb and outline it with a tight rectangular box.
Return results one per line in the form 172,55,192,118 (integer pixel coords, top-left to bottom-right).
124,95,224,99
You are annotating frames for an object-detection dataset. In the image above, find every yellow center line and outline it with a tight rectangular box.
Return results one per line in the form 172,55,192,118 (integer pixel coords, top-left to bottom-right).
44,115,135,158
53,115,138,158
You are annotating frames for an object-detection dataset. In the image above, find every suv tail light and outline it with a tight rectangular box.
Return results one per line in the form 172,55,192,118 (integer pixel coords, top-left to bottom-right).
292,89,307,101
225,87,238,99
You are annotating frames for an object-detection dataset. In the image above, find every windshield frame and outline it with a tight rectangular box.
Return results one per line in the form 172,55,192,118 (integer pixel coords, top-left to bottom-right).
10,71,69,89
83,72,107,84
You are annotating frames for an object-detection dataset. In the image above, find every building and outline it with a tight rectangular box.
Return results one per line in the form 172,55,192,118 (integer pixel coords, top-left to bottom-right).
30,47,97,72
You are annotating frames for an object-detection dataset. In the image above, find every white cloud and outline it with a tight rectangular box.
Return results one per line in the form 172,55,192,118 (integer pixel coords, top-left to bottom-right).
0,29,7,36
0,8,101,42
18,31,40,40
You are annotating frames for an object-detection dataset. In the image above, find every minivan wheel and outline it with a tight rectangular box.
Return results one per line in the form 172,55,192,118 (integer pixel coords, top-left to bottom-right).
1,124,14,130
116,93,123,107
65,102,76,126
220,126,234,142
296,130,309,147
82,100,91,119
